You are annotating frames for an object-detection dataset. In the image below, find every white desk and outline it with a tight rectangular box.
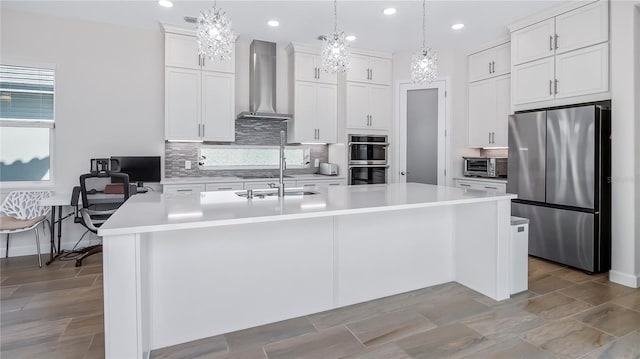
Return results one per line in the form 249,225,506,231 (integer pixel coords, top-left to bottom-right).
39,191,133,265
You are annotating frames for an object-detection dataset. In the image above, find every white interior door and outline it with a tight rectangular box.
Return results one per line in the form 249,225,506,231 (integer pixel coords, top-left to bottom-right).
398,80,446,185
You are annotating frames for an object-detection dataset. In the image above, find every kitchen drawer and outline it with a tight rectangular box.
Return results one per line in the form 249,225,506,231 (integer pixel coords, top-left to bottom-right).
297,179,346,188
455,179,506,192
205,182,244,191
163,184,206,194
244,181,296,190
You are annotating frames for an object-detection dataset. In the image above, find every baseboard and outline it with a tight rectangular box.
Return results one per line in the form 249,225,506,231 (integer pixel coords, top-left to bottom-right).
609,270,640,288
1,236,100,259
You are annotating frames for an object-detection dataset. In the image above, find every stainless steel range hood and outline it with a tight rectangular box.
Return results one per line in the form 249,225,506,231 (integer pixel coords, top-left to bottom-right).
237,40,292,120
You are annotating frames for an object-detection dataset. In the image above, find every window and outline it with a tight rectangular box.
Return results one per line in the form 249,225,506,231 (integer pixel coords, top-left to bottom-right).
0,64,55,184
199,146,310,170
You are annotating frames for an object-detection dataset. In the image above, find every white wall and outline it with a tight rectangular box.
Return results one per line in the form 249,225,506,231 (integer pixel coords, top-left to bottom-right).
636,4,640,283
609,0,640,287
1,8,165,256
391,48,479,185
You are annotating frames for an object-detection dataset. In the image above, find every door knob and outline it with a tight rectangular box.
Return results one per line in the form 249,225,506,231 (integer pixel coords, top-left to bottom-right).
400,171,406,175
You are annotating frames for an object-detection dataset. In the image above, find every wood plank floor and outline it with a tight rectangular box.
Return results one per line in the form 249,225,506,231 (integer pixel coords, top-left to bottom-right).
2,254,639,358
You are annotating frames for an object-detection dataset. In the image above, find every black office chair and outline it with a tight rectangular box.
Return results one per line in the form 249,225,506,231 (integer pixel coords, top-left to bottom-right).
72,172,131,267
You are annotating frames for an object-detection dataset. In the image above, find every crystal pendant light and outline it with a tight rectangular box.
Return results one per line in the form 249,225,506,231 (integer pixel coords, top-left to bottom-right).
321,0,350,73
410,0,438,84
196,1,234,61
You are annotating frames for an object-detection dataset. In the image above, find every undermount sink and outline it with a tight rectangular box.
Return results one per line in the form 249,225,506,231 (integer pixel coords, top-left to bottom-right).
235,189,318,198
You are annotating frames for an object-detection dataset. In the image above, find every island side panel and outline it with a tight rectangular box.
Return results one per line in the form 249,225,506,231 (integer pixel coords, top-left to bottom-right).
335,207,455,307
102,233,149,359
148,217,335,350
453,199,511,301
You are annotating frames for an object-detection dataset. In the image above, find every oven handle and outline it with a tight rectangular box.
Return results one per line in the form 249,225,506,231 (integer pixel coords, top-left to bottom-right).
348,165,390,168
348,142,390,146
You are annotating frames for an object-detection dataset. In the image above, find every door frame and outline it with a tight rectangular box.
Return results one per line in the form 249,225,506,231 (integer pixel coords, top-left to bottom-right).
396,79,449,185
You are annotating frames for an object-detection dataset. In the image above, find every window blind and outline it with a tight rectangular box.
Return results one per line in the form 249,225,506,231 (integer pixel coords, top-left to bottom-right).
0,65,54,122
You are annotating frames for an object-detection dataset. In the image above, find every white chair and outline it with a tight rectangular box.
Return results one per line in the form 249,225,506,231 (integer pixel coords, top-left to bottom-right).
0,191,51,267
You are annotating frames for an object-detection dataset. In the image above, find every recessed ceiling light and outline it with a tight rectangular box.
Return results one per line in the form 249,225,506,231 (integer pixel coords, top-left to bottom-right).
267,20,280,27
383,8,397,15
346,35,357,42
158,0,173,8
451,23,465,30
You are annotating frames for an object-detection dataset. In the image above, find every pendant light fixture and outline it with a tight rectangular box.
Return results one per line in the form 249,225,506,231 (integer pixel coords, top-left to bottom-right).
196,1,234,61
410,0,438,84
321,0,350,73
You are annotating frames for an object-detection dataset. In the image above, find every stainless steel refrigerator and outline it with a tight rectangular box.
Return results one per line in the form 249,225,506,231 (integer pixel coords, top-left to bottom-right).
507,102,611,273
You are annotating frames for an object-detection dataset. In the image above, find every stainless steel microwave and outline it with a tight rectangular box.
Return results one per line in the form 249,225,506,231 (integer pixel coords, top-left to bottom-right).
463,157,507,178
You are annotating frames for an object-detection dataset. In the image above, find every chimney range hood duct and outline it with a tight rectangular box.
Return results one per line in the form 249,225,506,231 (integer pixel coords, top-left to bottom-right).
237,40,292,120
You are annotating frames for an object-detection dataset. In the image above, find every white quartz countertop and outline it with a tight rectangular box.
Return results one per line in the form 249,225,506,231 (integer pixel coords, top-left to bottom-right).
161,174,344,184
99,183,516,236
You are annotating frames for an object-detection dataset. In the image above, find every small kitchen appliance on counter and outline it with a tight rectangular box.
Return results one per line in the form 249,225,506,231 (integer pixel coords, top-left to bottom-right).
463,157,507,178
319,163,338,176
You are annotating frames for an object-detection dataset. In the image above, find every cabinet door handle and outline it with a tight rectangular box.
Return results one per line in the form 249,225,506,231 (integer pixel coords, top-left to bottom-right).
217,187,232,190
549,80,553,95
489,132,492,144
492,132,495,144
177,189,193,192
370,69,373,80
554,79,558,94
198,124,201,137
202,124,205,138
317,128,320,139
492,61,495,74
484,186,498,190
489,62,492,74
459,183,471,187
549,35,553,51
554,34,559,49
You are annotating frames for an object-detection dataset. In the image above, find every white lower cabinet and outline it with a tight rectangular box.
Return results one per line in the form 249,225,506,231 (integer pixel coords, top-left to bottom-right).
163,184,206,194
205,182,244,191
454,179,506,192
296,179,346,188
244,181,296,190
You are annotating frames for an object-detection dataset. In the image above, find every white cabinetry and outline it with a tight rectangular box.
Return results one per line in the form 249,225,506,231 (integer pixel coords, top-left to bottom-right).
163,25,236,142
469,42,511,82
296,179,346,188
345,82,392,130
467,41,511,148
347,54,392,85
287,44,338,144
205,182,244,191
163,184,206,194
468,75,510,148
454,178,506,192
509,1,609,110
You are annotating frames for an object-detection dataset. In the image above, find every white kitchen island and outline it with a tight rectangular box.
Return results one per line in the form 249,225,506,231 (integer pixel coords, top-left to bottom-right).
98,183,517,358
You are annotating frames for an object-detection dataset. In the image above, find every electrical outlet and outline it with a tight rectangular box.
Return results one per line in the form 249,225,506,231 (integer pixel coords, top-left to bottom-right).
185,160,191,170
314,159,320,167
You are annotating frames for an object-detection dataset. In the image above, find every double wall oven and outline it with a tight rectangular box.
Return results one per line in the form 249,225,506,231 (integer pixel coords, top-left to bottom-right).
348,134,389,185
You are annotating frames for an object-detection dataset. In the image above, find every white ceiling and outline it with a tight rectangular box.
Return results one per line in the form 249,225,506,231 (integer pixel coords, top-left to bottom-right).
2,1,562,53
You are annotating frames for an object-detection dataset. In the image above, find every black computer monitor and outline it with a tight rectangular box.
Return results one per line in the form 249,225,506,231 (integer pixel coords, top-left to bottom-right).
110,156,161,187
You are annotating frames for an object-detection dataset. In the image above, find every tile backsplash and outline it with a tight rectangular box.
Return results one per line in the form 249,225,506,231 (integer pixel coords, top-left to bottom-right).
165,119,328,178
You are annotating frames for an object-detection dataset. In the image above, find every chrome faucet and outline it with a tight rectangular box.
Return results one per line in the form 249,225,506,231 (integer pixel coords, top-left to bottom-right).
277,130,287,197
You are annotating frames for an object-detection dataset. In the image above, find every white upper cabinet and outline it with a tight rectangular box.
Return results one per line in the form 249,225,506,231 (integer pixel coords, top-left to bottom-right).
512,19,555,65
555,42,609,99
512,57,555,105
294,52,337,85
509,0,609,109
554,1,608,55
165,68,201,141
467,74,511,148
163,25,236,142
201,72,235,142
345,83,391,130
165,32,234,73
346,54,392,86
287,43,338,143
468,42,511,82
